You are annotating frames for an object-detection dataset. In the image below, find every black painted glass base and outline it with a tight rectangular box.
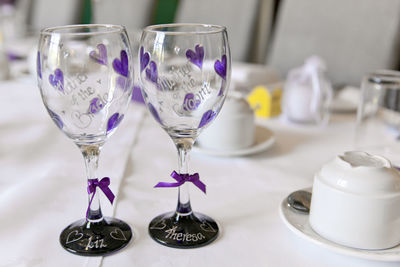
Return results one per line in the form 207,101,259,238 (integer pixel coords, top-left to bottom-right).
59,217,132,256
149,211,218,248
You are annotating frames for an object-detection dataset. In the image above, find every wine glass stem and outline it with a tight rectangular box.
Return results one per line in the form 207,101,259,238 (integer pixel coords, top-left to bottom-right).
79,144,104,222
175,140,193,215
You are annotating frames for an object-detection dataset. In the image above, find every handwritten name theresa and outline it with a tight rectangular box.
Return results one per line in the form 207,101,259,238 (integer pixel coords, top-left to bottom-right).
164,226,206,242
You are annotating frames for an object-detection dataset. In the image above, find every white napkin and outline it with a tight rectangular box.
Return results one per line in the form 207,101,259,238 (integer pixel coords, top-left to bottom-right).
0,77,146,267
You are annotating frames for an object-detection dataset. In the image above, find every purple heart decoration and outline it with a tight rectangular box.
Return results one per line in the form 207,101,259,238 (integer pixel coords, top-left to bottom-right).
89,97,104,114
186,44,204,69
183,93,200,111
145,61,158,84
47,109,63,129
140,46,150,72
113,50,129,77
107,112,124,133
90,44,107,65
199,110,216,128
214,54,227,80
49,68,64,92
148,103,162,125
37,51,42,79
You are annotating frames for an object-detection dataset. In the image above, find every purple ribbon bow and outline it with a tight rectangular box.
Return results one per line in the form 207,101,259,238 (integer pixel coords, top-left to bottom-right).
154,171,206,194
86,177,115,220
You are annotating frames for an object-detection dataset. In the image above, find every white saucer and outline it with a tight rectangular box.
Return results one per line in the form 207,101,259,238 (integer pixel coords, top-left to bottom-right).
193,124,275,157
279,189,400,261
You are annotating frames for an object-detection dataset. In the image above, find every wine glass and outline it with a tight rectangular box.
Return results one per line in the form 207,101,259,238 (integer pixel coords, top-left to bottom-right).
139,23,231,248
37,24,133,256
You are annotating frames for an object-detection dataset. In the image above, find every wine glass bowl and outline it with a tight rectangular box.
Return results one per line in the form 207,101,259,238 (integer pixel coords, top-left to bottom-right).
39,24,132,145
37,24,133,256
140,24,229,138
139,23,231,248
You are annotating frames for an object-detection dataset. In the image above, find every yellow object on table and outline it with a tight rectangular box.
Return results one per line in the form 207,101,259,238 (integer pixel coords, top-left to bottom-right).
247,85,282,118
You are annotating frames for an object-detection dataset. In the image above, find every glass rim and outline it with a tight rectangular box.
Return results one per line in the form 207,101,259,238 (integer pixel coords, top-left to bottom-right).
366,70,400,85
143,23,227,35
40,24,126,36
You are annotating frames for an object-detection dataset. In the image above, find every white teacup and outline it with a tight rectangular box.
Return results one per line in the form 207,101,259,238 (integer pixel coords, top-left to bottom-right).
310,151,400,250
197,95,254,151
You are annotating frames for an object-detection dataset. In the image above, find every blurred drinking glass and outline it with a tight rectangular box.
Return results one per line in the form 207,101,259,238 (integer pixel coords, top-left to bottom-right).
355,70,400,165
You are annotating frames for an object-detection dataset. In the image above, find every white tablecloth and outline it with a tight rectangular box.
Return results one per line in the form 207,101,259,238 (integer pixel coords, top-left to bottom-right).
0,77,398,267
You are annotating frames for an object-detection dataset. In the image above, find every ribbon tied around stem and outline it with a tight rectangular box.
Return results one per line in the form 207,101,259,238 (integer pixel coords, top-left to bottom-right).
154,171,206,194
86,177,115,220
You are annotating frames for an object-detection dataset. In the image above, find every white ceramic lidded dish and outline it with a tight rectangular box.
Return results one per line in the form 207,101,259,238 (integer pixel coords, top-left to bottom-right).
197,94,254,151
309,151,400,250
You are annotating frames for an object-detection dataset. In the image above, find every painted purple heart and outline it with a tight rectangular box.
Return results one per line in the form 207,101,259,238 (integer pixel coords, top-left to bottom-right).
146,61,158,84
183,93,200,111
47,109,63,129
89,97,104,114
186,44,204,69
113,50,129,77
140,46,150,72
199,109,216,128
49,68,64,92
37,51,42,79
148,103,162,125
107,112,124,132
214,54,227,80
90,44,107,65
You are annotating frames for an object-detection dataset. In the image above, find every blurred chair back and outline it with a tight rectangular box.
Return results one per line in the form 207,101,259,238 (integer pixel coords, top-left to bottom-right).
267,0,400,86
174,0,262,62
28,0,81,32
92,0,155,31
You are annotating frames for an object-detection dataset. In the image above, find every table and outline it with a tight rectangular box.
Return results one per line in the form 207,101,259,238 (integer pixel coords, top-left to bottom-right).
0,76,398,267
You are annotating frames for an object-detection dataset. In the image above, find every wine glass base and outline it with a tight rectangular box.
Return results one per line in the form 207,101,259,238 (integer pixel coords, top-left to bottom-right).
149,211,219,248
59,217,132,256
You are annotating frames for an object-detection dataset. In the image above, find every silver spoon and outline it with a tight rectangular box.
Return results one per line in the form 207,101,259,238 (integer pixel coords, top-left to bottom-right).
287,190,312,214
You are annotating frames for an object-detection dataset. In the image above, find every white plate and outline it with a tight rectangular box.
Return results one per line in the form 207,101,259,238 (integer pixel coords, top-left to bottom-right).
193,124,275,157
279,189,400,262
